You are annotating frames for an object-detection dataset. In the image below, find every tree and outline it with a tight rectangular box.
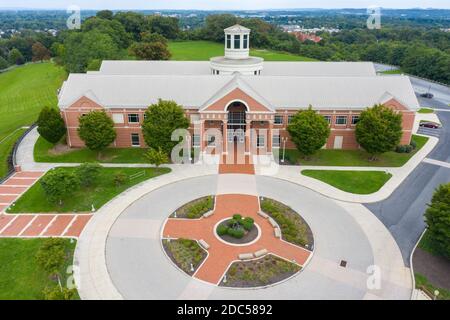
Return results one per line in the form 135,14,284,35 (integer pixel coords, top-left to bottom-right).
37,107,66,144
144,15,180,39
0,56,8,70
40,169,80,205
77,111,116,158
424,183,450,258
355,104,403,159
8,48,25,65
76,163,101,187
96,10,114,20
35,238,67,276
142,99,189,155
128,41,171,60
287,106,330,158
140,31,168,45
31,42,51,62
145,147,169,168
87,59,101,71
82,17,132,48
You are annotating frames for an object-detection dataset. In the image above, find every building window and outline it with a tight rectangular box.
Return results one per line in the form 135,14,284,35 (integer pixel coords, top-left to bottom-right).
335,116,347,125
226,34,231,49
131,133,140,147
274,115,284,125
288,115,295,124
190,114,200,123
112,114,124,124
351,115,360,125
128,114,140,123
257,135,265,148
254,70,257,75
243,34,248,49
192,134,200,147
323,115,331,124
234,35,241,49
273,134,280,147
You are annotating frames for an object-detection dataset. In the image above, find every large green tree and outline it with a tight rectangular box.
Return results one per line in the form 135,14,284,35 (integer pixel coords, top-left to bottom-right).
37,106,66,144
77,111,116,157
424,183,450,259
355,104,403,159
8,48,25,65
128,41,171,60
142,99,189,155
40,169,79,205
287,106,330,158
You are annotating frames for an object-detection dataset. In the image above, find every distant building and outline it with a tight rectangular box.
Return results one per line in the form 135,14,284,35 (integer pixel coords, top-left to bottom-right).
292,32,322,43
59,24,417,152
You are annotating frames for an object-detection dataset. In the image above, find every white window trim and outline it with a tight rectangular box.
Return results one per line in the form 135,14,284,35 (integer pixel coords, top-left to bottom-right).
335,116,348,126
131,133,140,147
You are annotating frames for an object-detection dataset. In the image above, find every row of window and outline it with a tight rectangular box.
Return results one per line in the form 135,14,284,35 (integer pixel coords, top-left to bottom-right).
192,134,282,148
226,34,249,50
274,114,359,125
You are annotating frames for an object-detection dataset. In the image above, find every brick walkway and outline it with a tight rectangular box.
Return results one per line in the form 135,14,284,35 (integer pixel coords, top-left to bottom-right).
0,171,92,238
163,194,312,285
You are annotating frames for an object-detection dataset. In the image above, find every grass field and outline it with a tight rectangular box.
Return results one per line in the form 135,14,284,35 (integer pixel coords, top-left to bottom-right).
0,62,67,141
34,136,150,163
418,108,434,114
8,166,170,213
169,41,317,61
0,238,77,300
380,69,404,75
283,135,428,167
0,128,26,179
302,170,392,194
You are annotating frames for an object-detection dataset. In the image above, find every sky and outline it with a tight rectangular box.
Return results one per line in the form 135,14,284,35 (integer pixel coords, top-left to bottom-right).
1,0,449,10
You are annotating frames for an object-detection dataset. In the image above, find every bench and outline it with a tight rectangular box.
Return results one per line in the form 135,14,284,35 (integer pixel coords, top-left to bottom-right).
238,253,254,260
274,227,281,238
203,211,214,218
199,239,210,250
254,249,268,258
268,217,278,228
257,211,269,219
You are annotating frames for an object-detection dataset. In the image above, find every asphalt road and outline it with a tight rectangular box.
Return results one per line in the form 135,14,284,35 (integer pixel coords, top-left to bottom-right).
365,109,450,266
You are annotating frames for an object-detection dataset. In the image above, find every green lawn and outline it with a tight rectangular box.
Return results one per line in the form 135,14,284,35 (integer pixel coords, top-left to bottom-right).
380,69,403,75
302,170,392,194
0,62,67,142
8,166,170,213
417,108,434,114
415,273,450,300
168,41,316,61
283,134,428,167
0,128,26,179
34,136,149,163
0,238,78,300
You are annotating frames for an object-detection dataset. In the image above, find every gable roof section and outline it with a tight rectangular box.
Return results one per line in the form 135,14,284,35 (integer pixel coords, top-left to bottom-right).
200,74,275,112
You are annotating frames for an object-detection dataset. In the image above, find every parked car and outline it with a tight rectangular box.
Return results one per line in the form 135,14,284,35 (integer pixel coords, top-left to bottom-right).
419,121,440,129
420,92,434,99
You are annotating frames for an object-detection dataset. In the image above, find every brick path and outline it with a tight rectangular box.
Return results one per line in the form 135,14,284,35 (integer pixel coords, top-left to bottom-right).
163,194,312,285
0,171,92,238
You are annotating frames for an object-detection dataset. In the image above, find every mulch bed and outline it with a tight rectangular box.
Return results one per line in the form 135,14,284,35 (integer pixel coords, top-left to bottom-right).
413,248,450,291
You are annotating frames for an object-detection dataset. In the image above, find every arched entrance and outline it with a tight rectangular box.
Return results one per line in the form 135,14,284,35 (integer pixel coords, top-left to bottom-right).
226,101,247,145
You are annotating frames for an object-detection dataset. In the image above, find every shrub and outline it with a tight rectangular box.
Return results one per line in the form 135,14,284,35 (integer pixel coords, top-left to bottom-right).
242,217,255,231
113,172,127,186
410,139,417,150
217,224,229,236
227,227,245,239
40,170,80,205
43,286,77,300
145,147,169,168
37,106,66,144
186,196,213,219
395,144,413,153
76,163,101,187
232,214,242,221
35,238,67,276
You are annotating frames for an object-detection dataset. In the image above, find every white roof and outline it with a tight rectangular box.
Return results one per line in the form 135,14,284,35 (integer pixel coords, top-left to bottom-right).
99,60,376,77
224,24,250,33
58,73,419,111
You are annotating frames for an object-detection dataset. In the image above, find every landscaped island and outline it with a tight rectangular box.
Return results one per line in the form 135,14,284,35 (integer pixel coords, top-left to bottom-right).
170,196,214,219
162,238,207,276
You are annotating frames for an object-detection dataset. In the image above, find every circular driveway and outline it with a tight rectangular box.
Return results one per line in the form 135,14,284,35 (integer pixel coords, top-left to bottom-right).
103,174,412,299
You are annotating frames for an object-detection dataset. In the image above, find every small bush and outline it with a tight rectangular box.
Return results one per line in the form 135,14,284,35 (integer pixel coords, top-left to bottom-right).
395,144,413,153
43,286,77,300
242,217,254,231
217,224,229,236
186,196,213,219
113,172,128,186
76,163,101,187
233,214,242,221
35,238,67,276
410,139,417,150
227,227,245,239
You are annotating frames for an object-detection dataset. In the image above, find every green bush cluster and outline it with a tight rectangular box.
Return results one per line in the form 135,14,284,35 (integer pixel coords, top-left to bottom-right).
113,172,128,186
165,239,206,274
395,140,416,153
186,196,213,219
217,215,255,239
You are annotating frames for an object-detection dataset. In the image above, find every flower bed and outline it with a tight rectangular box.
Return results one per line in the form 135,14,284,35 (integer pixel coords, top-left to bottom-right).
170,196,214,219
162,238,207,276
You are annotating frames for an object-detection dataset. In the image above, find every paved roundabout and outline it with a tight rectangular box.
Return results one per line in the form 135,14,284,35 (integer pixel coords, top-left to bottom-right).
74,168,413,300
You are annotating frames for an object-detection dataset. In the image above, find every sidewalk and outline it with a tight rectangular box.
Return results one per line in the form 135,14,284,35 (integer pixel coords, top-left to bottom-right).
256,135,439,203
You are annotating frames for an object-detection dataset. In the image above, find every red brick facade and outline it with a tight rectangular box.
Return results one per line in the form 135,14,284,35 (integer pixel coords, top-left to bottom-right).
61,89,415,152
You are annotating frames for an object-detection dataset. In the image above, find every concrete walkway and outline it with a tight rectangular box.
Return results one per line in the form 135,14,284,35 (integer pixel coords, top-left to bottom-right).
76,172,411,300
